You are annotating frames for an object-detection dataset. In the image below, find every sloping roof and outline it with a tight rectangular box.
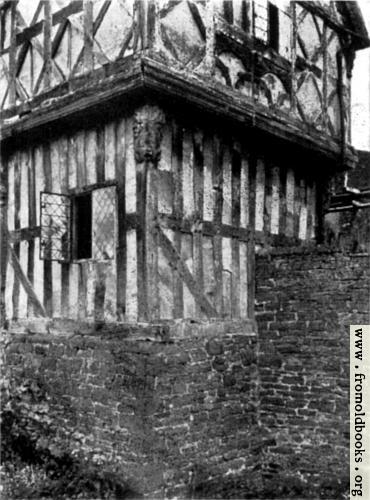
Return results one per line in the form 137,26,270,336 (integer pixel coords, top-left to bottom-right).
339,2,370,50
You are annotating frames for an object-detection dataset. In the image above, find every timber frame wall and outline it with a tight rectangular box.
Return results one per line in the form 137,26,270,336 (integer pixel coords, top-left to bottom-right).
1,1,368,327
2,102,321,326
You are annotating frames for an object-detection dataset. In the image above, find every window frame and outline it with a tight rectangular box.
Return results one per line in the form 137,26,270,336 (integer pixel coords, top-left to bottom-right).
40,180,117,264
39,191,71,263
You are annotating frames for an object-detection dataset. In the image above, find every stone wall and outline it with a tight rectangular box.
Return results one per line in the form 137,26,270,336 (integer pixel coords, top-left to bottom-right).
255,247,370,497
2,321,259,498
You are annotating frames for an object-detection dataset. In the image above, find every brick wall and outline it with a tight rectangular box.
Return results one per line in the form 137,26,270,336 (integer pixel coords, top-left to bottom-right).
2,321,259,498
255,247,370,497
3,248,369,498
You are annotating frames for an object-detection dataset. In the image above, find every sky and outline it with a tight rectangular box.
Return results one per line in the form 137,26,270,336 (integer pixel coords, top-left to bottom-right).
352,0,370,151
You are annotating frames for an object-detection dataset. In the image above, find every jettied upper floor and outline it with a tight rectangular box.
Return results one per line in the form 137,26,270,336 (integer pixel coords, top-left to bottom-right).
0,0,369,164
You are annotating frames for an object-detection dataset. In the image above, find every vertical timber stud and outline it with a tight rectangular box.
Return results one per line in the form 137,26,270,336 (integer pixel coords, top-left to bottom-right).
43,0,52,90
213,135,224,316
146,0,156,50
59,138,70,317
13,152,20,319
8,2,16,106
43,141,53,317
136,0,146,50
247,153,256,321
27,148,36,316
116,117,126,321
83,0,94,72
322,23,328,131
193,130,204,318
133,105,165,321
231,144,241,318
172,120,184,318
290,1,297,115
0,153,8,326
204,0,215,75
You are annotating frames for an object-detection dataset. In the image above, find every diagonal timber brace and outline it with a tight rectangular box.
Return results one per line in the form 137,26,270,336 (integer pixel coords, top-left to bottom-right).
7,237,47,318
156,224,218,318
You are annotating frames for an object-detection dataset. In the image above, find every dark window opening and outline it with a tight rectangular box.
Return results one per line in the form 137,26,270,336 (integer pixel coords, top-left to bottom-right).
268,2,279,51
74,192,92,260
223,0,233,23
241,1,250,33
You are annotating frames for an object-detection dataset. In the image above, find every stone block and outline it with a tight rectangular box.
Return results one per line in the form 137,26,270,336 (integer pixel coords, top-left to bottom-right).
205,339,224,356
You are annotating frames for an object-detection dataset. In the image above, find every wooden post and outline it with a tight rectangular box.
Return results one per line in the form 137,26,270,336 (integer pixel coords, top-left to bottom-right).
247,154,256,321
43,0,52,90
146,0,157,51
42,141,52,317
133,105,165,321
322,24,328,131
204,0,215,75
8,2,17,106
231,145,241,318
12,152,20,319
213,135,224,316
116,117,126,321
290,1,297,114
83,0,94,72
172,120,184,318
0,154,8,327
27,148,36,316
193,129,204,317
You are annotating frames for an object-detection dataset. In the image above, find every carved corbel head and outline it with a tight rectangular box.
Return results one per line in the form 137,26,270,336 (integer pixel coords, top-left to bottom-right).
133,105,165,164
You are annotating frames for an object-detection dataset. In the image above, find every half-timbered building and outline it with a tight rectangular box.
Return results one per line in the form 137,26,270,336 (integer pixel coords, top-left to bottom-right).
1,0,367,328
1,2,369,498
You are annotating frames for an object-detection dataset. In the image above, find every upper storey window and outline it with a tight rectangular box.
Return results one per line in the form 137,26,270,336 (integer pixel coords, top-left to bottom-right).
218,0,292,59
253,0,292,58
253,0,269,43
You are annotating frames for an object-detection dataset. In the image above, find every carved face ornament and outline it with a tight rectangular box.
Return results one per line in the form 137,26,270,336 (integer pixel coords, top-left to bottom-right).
133,106,165,164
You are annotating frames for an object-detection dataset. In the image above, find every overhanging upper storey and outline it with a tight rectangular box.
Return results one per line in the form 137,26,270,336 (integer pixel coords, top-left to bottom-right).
1,1,368,169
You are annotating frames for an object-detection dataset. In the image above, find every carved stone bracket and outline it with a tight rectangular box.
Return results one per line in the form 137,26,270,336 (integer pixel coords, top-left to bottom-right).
133,105,165,164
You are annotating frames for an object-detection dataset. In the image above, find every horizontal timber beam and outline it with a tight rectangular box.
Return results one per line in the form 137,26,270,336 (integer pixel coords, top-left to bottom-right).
158,214,251,242
0,55,358,170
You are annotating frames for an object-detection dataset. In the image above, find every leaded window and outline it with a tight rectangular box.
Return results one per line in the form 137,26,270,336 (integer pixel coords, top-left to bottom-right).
92,186,116,261
40,192,71,262
40,185,116,262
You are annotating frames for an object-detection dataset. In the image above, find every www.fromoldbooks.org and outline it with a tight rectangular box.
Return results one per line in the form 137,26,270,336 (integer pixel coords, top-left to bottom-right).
351,325,370,498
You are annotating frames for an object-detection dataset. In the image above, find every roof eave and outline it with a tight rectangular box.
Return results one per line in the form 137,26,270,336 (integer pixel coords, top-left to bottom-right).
343,1,370,50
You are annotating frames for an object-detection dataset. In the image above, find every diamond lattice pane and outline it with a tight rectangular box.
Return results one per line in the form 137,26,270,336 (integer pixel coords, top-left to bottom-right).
159,0,206,67
94,0,134,62
17,45,32,98
40,192,71,262
92,186,116,261
69,13,84,69
53,23,70,79
297,9,323,65
50,0,71,14
17,0,42,27
297,72,322,123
